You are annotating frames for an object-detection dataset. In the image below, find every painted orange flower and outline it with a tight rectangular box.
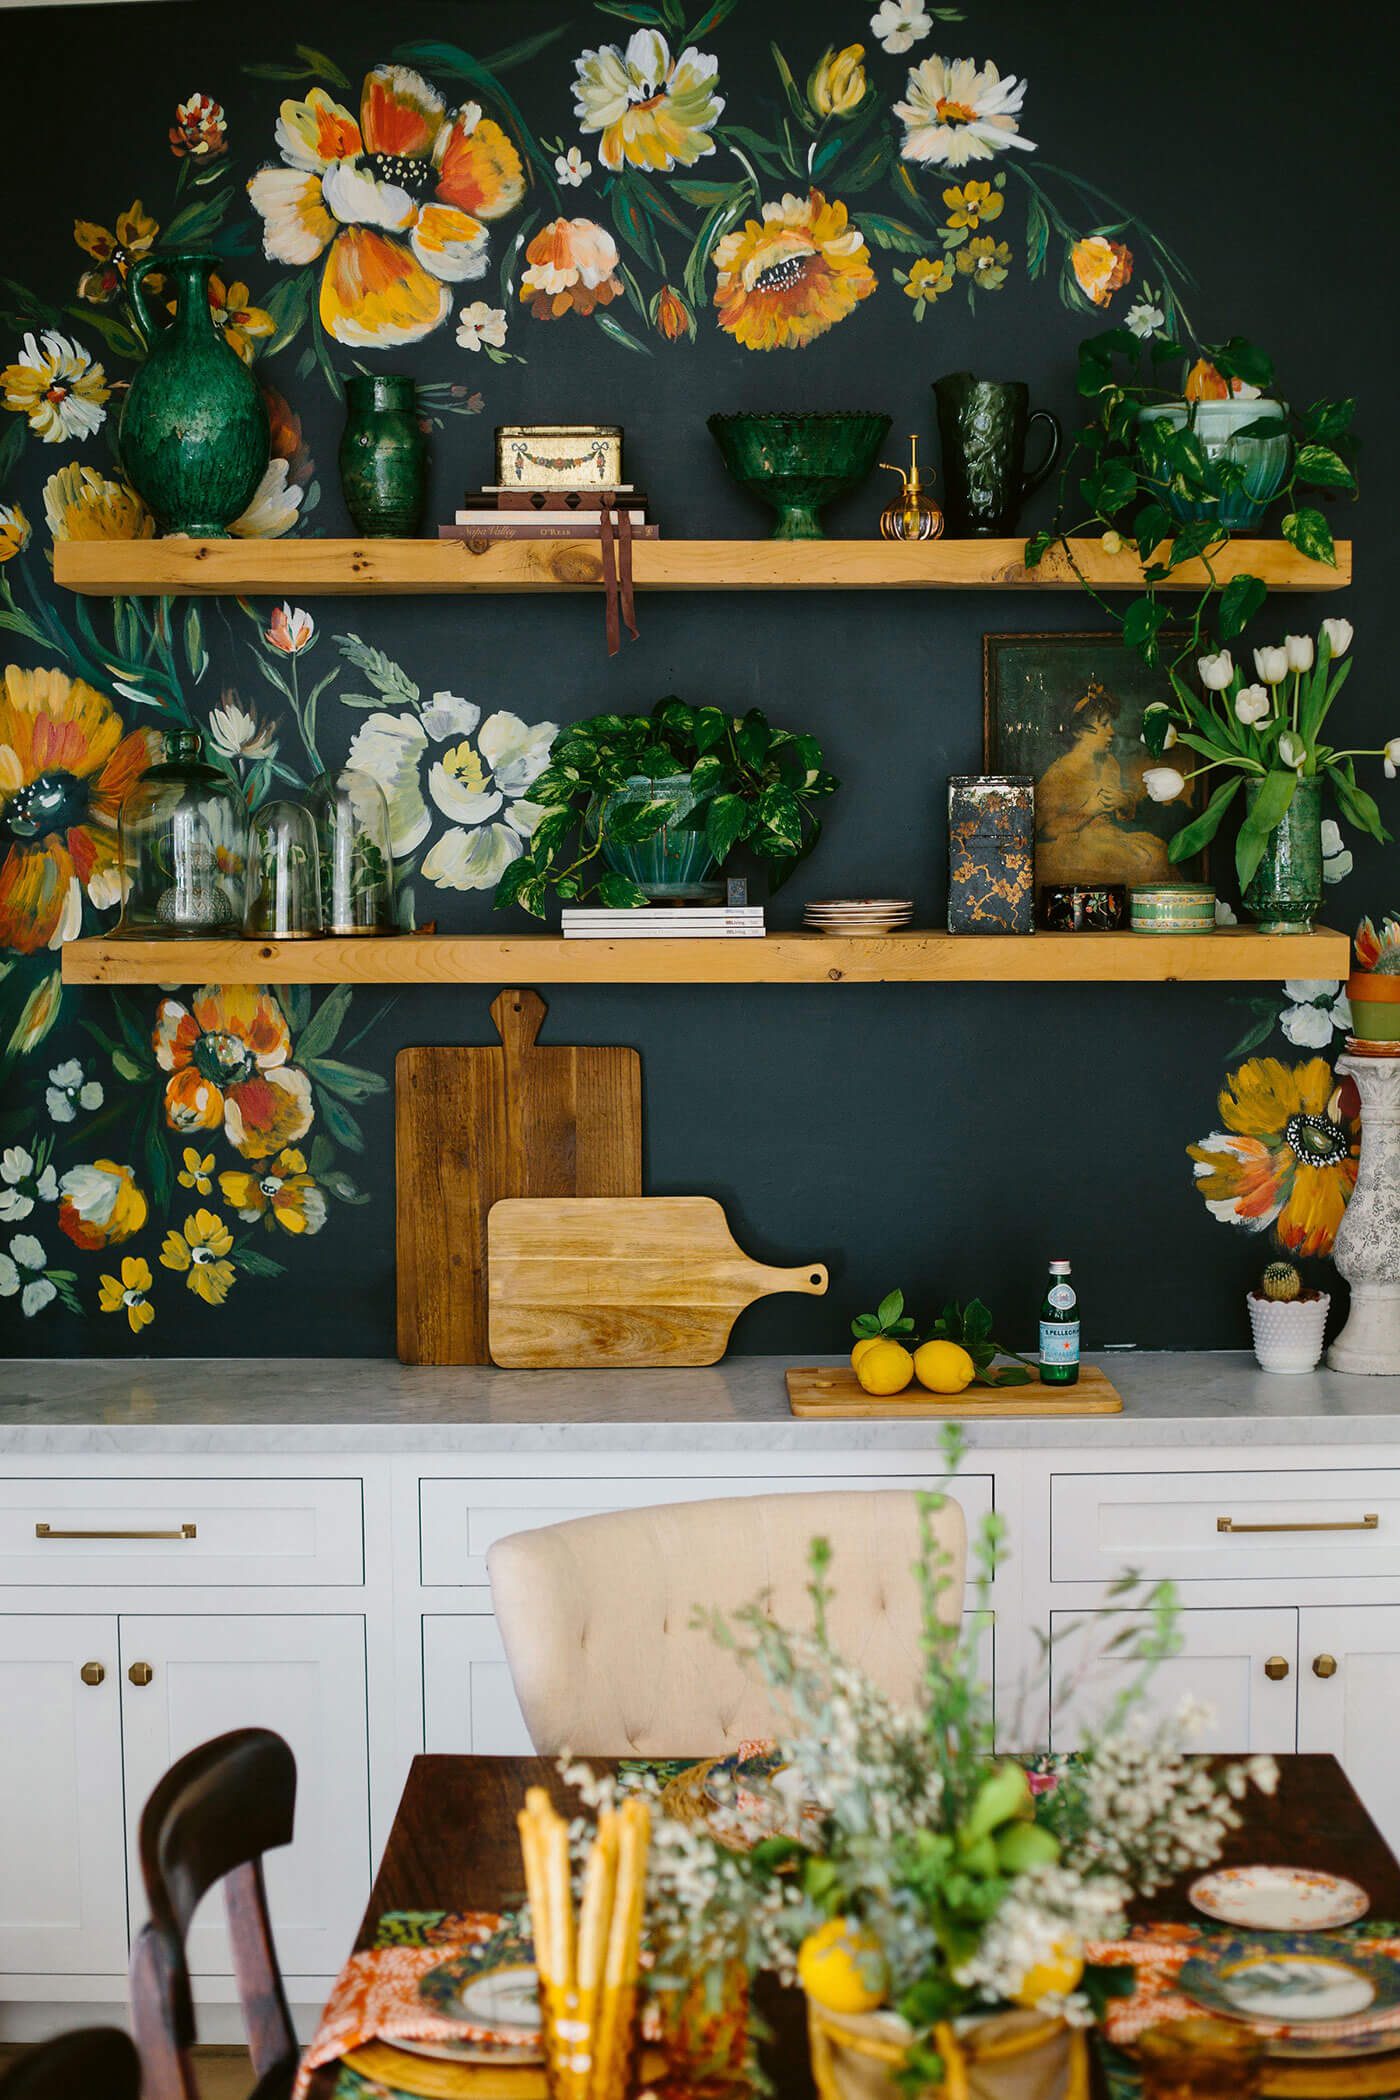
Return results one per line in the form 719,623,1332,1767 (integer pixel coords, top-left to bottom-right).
219,1147,327,1235
652,282,694,341
0,665,161,955
712,190,876,352
74,201,158,304
248,64,525,347
1071,235,1133,308
520,218,623,319
170,275,273,365
170,93,227,161
1189,1055,1359,1258
57,1159,147,1250
152,985,314,1160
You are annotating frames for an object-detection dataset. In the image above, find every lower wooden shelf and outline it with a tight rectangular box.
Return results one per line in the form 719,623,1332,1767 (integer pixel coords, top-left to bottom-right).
60,926,1349,987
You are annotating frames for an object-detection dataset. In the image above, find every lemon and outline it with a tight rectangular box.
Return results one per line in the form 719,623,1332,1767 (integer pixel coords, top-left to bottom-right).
851,1337,883,1373
1013,1939,1084,2008
855,1340,914,1396
913,1340,975,1395
798,1918,888,2014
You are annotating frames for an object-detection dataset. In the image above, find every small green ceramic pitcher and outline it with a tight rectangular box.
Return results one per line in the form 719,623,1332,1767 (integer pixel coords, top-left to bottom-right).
120,250,269,536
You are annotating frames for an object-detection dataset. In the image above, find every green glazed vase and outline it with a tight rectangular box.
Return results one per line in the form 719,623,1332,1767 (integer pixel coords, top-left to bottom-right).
596,774,717,899
120,251,269,537
1243,774,1324,932
339,374,428,537
708,411,891,539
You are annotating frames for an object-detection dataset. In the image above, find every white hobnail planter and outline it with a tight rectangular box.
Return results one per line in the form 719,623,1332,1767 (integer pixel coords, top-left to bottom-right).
1248,1290,1330,1373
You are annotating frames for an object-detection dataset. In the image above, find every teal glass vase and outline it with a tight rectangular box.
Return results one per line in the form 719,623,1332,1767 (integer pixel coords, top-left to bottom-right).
1243,774,1324,932
596,774,717,899
120,251,269,536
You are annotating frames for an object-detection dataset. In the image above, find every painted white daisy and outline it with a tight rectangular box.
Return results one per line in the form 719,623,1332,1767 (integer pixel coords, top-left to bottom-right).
455,302,509,352
555,146,592,187
208,699,276,762
869,0,933,55
895,55,1035,167
1126,297,1166,339
1,331,109,443
46,1058,103,1124
1321,818,1354,886
229,458,304,539
0,1146,58,1224
572,29,723,171
1279,980,1352,1049
0,1233,56,1317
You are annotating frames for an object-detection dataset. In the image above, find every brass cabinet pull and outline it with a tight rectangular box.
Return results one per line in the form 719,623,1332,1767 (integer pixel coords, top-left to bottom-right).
1313,1654,1339,1679
1217,1514,1378,1535
128,1662,153,1687
79,1661,105,1687
36,1522,197,1541
1265,1656,1291,1681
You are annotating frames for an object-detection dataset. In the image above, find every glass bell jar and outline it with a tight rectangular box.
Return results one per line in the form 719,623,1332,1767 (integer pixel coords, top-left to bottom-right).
115,728,249,935
309,769,396,934
245,799,322,938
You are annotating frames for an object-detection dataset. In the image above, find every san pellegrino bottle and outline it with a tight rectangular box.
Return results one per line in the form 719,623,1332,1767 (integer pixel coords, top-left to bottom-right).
1039,1259,1080,1386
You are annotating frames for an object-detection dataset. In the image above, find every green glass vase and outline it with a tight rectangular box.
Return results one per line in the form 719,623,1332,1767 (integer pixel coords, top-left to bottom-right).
1243,774,1324,933
120,251,269,537
339,373,428,537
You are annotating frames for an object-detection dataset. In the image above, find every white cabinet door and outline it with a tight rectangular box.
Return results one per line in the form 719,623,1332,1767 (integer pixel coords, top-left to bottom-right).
119,1614,370,1979
1299,1606,1400,1860
1050,1609,1298,1754
422,1617,534,1755
0,1615,127,1975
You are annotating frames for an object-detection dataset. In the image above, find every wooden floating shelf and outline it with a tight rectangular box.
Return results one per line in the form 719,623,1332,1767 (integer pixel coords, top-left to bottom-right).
52,535,1352,598
62,927,1349,987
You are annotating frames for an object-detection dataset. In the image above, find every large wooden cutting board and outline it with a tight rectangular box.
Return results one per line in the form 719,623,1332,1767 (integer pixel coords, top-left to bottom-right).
396,990,642,1365
487,1196,828,1367
786,1363,1123,1417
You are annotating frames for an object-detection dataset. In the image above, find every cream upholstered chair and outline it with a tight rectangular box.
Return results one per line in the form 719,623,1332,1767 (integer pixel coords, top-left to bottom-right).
486,1489,966,1756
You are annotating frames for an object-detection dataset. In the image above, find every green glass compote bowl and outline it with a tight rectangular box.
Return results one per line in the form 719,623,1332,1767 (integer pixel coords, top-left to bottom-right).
707,410,892,539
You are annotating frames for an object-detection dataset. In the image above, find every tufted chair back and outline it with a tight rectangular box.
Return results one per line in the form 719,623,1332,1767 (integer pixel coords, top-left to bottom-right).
487,1489,966,1756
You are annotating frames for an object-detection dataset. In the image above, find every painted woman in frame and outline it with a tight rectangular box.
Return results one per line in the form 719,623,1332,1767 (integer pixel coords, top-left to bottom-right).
1034,677,1175,887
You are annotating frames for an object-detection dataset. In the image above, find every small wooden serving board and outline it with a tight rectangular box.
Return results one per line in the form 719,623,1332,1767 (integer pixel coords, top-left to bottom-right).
787,1363,1123,1417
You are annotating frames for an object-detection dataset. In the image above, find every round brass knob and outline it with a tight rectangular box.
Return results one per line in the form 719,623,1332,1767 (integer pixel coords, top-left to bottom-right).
128,1661,153,1687
1265,1655,1290,1681
1313,1654,1339,1679
79,1661,105,1687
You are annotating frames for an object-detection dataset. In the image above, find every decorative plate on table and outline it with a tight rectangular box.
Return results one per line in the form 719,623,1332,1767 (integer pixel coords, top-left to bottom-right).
417,1921,543,2063
1180,1936,1400,2058
1189,1867,1370,1932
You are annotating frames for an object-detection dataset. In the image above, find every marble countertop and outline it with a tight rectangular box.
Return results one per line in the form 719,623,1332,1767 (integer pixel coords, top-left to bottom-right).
6,1352,1400,1452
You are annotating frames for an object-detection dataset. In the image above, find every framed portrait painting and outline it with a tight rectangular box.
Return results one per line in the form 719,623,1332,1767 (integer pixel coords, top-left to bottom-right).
982,632,1202,891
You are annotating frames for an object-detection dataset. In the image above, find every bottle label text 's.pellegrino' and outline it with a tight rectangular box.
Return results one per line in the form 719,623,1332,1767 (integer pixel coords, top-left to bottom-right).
1040,1321,1080,1362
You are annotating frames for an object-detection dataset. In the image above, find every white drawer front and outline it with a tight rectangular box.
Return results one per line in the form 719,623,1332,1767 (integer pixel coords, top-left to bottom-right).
420,1473,993,1588
1,1478,364,1587
1051,1469,1399,1584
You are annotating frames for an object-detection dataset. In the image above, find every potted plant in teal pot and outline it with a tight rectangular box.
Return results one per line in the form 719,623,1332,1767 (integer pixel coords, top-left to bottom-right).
1349,913,1400,1044
493,698,839,915
1139,618,1394,931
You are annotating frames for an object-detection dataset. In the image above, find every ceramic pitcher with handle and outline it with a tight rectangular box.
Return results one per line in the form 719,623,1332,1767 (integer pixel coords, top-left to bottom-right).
120,250,269,536
933,373,1061,536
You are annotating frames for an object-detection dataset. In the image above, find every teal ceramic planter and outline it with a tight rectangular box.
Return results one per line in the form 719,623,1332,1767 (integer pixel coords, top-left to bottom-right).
708,411,891,539
120,252,269,536
1137,398,1291,530
1243,775,1324,932
339,374,428,537
597,775,717,899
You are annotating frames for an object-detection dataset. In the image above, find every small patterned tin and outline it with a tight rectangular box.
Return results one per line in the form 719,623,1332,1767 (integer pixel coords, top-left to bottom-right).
947,775,1035,934
1130,882,1217,933
494,425,624,489
1038,882,1127,932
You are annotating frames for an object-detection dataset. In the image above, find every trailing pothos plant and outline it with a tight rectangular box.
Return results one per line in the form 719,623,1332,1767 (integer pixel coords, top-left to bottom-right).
1026,327,1357,668
493,697,838,917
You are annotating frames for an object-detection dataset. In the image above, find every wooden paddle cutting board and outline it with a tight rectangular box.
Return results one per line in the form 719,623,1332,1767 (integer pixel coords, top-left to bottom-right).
396,990,642,1365
786,1363,1123,1417
487,1196,828,1367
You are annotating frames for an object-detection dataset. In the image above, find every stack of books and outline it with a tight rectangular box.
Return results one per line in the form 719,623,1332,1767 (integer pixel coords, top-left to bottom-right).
562,906,765,939
439,487,659,542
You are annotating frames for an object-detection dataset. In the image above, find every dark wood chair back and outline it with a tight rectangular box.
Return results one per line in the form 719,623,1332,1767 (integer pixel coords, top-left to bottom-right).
0,2026,141,2100
129,1727,299,2100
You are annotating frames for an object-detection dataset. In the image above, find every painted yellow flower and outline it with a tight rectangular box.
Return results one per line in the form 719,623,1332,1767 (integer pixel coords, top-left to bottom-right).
160,1207,236,1305
895,55,1035,168
7,969,62,1057
219,1147,328,1235
1189,1056,1359,1259
956,235,1013,288
904,256,954,304
153,985,314,1160
713,189,876,352
42,463,154,542
170,275,274,365
942,180,1003,229
248,64,525,348
809,45,867,120
0,503,29,563
57,1159,147,1250
178,1147,215,1194
572,28,723,171
1071,234,1133,308
73,201,159,303
2,333,110,444
98,1255,155,1334
520,218,624,320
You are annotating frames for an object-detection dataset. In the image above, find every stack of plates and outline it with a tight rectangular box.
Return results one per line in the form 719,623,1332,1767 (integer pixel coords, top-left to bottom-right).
804,898,914,936
1179,1932,1400,2062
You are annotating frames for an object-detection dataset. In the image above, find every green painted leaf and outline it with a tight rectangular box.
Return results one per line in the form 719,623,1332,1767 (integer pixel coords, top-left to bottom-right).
592,309,653,356
297,981,352,1062
859,213,929,254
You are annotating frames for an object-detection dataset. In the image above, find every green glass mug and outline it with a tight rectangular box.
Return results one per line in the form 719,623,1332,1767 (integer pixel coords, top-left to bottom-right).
933,373,1061,536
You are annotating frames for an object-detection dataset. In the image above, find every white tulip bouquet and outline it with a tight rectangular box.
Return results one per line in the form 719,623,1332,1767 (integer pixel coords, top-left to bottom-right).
1139,618,1392,890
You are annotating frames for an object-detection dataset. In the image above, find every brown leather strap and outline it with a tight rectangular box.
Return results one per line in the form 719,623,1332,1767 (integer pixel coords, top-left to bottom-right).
617,503,638,642
598,496,621,657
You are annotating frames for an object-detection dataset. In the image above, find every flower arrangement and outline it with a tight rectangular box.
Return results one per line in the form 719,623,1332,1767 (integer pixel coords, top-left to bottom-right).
558,1433,1277,2094
493,697,839,917
1136,617,1391,894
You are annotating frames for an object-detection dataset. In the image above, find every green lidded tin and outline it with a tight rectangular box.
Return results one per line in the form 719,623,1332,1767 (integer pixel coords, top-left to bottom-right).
1130,883,1217,933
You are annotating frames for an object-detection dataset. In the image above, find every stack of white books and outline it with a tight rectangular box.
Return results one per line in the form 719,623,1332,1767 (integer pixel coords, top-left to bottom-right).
561,907,766,939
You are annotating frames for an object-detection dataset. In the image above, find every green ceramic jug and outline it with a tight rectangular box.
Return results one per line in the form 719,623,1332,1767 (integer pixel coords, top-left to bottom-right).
120,251,269,537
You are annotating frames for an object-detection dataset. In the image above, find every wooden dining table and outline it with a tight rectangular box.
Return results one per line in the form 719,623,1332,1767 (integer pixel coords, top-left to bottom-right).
304,1753,1400,2099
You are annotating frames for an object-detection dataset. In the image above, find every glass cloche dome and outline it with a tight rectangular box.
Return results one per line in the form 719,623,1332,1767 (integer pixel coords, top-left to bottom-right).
115,728,249,935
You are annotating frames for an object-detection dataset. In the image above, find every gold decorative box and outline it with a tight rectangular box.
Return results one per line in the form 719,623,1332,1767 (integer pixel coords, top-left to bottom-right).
494,424,624,490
